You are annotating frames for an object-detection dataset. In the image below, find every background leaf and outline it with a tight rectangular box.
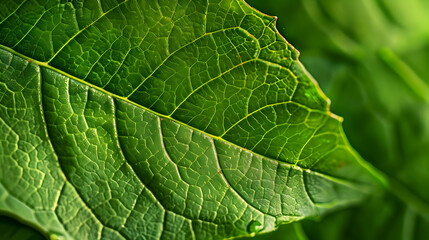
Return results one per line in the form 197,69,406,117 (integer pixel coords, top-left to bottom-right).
0,214,46,240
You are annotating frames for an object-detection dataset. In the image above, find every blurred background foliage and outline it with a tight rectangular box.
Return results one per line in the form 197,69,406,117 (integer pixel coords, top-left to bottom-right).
0,215,46,240
243,0,429,239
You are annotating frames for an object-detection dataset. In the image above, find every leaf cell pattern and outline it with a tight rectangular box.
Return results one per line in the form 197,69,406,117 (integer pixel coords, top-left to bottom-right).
0,0,376,239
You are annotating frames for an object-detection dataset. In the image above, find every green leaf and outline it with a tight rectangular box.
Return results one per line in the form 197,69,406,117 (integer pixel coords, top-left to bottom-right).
0,0,379,239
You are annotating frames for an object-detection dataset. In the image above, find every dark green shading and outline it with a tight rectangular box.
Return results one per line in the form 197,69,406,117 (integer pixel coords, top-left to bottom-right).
0,214,46,240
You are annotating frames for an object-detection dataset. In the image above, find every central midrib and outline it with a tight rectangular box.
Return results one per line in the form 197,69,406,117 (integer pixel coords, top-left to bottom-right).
0,43,371,190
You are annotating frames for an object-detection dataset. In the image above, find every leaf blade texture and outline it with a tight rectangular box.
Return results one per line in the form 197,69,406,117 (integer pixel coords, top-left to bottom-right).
0,0,377,239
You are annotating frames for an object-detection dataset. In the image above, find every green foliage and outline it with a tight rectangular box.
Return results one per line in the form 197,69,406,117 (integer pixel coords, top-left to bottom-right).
2,0,427,239
246,0,429,239
0,0,379,239
0,215,46,240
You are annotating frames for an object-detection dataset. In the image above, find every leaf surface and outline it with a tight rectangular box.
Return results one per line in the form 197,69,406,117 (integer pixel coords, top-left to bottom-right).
0,0,377,239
